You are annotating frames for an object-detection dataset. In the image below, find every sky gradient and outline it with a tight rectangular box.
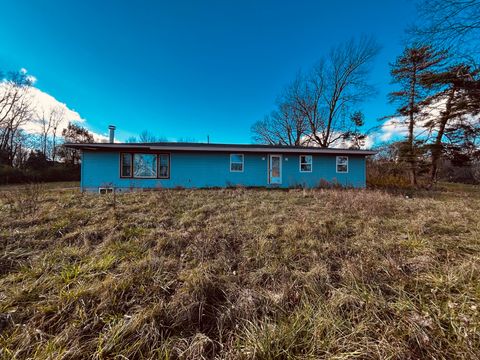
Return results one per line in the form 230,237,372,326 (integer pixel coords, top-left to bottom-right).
0,0,417,143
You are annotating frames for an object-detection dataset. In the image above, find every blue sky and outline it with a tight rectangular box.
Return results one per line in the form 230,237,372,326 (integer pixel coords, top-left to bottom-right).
0,0,417,143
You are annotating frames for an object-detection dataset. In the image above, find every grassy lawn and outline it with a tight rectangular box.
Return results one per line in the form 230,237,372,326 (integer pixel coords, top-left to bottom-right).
0,184,479,359
0,181,79,192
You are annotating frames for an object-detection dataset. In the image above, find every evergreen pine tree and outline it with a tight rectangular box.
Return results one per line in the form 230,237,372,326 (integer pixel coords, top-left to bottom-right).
421,65,480,184
389,45,446,185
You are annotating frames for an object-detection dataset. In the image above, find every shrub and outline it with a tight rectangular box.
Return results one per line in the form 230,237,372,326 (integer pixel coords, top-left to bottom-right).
317,178,344,189
3,183,45,215
367,160,413,189
438,159,480,185
0,164,80,185
0,164,28,184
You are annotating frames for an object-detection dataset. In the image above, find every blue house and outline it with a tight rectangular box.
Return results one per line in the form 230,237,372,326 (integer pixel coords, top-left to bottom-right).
66,139,376,192
67,125,375,192
67,138,375,192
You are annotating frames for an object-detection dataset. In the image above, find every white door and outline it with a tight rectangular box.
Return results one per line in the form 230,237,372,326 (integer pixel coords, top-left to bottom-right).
269,155,282,184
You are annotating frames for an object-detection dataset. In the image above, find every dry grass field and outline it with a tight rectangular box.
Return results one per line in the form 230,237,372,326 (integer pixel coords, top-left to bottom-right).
0,184,479,359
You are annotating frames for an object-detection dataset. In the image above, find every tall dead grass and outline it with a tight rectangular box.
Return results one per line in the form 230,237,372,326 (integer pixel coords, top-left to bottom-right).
0,185,479,359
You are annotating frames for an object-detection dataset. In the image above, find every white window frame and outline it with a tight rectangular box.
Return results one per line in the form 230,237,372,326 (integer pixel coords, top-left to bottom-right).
230,154,244,172
299,155,313,173
336,156,349,173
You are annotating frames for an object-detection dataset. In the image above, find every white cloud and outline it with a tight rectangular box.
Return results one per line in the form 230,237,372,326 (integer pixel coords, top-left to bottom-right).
0,70,107,142
299,100,459,149
301,107,447,149
24,87,108,142
18,67,37,85
376,118,409,142
300,132,374,150
370,97,455,145
26,75,37,84
27,87,84,128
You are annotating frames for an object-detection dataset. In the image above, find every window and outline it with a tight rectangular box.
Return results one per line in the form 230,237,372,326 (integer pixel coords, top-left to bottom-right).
121,153,132,177
299,155,312,172
230,154,244,172
120,153,170,179
134,153,157,178
158,154,170,178
336,156,348,173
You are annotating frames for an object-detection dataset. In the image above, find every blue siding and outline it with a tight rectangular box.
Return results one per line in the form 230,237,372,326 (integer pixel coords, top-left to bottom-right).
81,151,366,191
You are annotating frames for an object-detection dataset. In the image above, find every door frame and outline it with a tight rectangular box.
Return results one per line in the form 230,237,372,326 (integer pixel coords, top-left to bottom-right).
268,154,282,185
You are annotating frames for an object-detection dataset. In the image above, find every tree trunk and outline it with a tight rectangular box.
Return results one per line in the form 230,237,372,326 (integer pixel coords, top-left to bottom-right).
42,134,48,157
430,88,455,186
407,67,418,186
52,132,57,162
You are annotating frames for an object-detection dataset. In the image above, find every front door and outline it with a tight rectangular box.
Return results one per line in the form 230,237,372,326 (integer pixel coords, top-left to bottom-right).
269,155,282,184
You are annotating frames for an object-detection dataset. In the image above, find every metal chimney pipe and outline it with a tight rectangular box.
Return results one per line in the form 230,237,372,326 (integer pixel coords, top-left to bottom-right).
108,125,116,143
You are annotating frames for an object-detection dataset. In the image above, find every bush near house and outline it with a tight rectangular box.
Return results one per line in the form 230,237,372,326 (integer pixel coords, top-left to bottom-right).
0,185,479,359
367,159,413,189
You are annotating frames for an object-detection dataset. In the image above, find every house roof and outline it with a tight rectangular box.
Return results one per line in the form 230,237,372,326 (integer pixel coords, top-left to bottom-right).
64,142,377,155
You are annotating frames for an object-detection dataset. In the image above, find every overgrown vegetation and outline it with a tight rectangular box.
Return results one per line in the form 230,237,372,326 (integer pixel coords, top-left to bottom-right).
0,163,80,185
1,185,479,359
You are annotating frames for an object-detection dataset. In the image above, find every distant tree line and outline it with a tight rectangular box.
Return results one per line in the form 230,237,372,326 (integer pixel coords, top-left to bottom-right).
125,129,197,144
0,70,95,184
251,0,480,187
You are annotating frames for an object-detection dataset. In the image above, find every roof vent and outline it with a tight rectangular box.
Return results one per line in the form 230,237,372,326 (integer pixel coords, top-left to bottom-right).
108,125,116,143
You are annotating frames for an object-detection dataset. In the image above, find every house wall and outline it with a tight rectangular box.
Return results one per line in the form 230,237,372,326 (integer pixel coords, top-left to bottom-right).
81,150,366,191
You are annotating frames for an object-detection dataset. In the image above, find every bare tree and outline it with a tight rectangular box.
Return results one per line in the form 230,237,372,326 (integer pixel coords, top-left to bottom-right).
117,130,167,144
139,130,158,143
252,37,380,148
300,37,379,147
9,130,32,167
0,71,34,165
176,137,197,143
412,0,480,60
37,106,66,161
50,107,65,162
38,110,52,157
251,81,308,146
